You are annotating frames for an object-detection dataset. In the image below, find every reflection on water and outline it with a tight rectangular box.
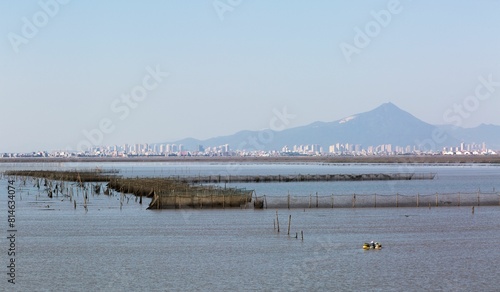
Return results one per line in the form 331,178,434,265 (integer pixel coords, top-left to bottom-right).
1,163,500,291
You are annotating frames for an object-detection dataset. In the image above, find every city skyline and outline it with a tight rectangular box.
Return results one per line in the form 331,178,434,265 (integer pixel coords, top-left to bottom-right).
2,100,500,155
3,139,496,158
1,1,500,153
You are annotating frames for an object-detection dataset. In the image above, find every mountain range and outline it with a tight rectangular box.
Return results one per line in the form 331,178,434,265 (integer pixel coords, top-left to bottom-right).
168,103,500,151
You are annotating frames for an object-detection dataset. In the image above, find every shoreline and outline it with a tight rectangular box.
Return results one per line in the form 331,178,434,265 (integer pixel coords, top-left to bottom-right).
1,155,500,164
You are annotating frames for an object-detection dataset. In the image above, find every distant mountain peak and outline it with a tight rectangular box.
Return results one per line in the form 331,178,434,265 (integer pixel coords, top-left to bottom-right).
166,102,500,151
373,102,400,111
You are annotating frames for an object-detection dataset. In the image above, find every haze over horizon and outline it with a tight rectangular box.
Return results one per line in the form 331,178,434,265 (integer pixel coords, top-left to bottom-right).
1,1,500,153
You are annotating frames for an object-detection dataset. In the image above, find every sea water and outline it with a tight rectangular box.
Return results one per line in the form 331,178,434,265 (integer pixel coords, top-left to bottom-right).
1,162,500,291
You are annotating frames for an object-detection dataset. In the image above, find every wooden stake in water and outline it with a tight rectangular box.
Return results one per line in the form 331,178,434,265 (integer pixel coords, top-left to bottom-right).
287,215,291,236
276,210,280,233
301,230,304,241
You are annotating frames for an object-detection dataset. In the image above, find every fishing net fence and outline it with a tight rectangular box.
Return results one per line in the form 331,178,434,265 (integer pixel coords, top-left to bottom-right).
254,192,500,209
148,187,254,209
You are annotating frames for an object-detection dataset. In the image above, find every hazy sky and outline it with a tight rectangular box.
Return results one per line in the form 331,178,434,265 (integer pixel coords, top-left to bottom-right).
1,0,500,152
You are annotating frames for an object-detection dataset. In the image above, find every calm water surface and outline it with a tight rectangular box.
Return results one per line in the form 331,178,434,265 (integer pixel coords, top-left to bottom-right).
1,162,500,291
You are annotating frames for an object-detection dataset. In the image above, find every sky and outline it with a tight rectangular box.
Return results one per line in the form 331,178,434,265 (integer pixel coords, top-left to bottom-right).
1,0,500,153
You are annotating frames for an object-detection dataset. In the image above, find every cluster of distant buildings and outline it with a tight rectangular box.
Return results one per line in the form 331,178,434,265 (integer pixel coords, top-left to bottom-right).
282,142,497,156
2,141,497,158
441,142,492,155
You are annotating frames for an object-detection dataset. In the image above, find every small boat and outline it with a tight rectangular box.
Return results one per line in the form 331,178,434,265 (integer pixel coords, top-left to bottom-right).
363,242,382,249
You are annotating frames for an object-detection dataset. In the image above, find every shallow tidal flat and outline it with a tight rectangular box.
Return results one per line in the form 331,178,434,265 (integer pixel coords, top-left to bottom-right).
1,162,500,290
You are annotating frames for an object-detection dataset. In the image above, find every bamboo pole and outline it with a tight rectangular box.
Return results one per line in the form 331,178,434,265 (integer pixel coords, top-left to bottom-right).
287,215,291,235
276,210,280,233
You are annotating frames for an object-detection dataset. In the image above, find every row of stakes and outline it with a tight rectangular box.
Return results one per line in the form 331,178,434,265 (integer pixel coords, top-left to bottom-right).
274,210,303,240
12,176,140,211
